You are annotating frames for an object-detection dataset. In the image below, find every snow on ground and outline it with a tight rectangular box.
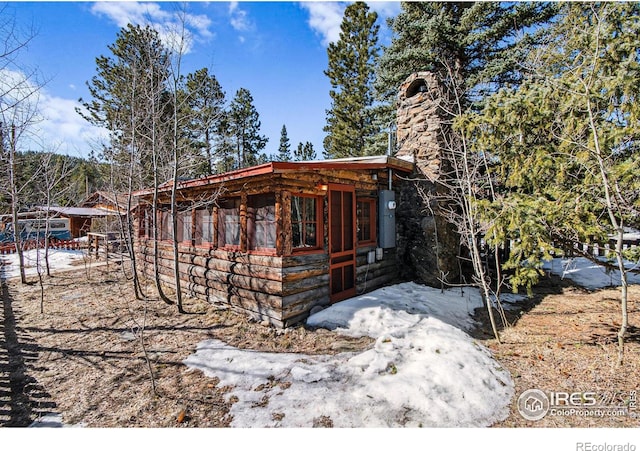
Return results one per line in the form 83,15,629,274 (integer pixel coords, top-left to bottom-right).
184,256,640,428
0,248,86,279
13,252,637,428
184,283,515,427
543,257,640,290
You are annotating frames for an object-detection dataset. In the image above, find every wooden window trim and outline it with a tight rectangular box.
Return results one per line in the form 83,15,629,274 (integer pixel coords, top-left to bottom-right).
247,193,277,252
217,197,242,251
291,194,323,254
357,197,377,247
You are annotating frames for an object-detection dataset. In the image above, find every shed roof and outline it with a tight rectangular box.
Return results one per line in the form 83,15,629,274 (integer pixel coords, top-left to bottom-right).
135,155,415,196
35,206,115,218
81,191,137,213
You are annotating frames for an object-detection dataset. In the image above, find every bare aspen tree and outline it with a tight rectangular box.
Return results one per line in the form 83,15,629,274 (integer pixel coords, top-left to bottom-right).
162,7,228,313
165,14,189,313
37,151,73,277
79,24,174,302
29,150,73,314
1,95,42,285
416,65,506,342
1,8,42,284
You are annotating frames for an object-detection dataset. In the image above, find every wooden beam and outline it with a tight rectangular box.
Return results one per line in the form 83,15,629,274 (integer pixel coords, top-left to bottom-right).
240,191,247,253
281,190,292,256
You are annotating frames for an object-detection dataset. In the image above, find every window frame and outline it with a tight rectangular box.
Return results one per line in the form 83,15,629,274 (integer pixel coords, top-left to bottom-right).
138,207,152,238
159,209,173,241
217,197,241,250
356,197,377,247
193,207,214,248
177,209,192,245
290,194,323,254
247,193,277,254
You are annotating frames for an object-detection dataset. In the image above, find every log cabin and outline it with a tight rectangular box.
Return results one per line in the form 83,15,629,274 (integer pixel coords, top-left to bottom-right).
81,190,137,233
134,155,415,328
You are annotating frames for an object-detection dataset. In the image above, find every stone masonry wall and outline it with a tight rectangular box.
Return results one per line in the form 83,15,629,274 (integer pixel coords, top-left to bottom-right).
395,72,460,287
396,72,447,181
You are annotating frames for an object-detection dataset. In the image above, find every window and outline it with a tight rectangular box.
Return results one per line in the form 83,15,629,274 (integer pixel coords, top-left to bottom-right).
248,194,276,251
291,195,320,250
357,198,376,245
194,208,213,246
178,210,192,243
160,210,173,241
139,208,152,238
218,197,241,248
406,78,428,98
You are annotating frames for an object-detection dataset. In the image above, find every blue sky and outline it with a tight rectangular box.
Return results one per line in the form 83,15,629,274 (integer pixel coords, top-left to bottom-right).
4,1,400,160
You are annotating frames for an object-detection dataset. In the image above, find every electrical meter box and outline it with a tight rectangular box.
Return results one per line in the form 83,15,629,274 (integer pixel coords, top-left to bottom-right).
378,190,396,248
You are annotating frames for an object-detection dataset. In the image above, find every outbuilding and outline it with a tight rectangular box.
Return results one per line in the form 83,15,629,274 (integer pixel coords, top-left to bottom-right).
134,155,414,327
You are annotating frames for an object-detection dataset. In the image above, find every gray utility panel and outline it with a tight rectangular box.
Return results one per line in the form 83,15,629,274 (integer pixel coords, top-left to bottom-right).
378,190,396,249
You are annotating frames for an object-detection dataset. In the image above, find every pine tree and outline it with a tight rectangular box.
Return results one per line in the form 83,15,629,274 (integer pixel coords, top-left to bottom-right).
294,141,316,161
185,68,226,176
228,88,268,169
79,24,171,188
213,115,236,173
465,2,640,363
372,2,557,339
375,2,558,106
323,2,380,159
277,124,291,162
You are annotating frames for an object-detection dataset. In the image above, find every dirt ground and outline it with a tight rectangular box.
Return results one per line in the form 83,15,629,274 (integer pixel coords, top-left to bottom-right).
475,276,640,427
1,256,638,428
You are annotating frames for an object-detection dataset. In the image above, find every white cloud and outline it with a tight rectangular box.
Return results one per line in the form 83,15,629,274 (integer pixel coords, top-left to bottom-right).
91,2,170,28
300,2,346,46
1,70,108,156
367,1,401,20
228,1,252,32
36,94,109,156
90,2,213,54
186,11,214,39
301,1,400,47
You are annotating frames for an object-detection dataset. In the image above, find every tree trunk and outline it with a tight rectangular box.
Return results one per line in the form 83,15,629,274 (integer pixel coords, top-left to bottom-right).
8,125,27,284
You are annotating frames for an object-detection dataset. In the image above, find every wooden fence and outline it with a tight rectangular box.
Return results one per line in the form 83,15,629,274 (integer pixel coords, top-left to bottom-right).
478,236,639,265
562,238,640,258
0,239,84,255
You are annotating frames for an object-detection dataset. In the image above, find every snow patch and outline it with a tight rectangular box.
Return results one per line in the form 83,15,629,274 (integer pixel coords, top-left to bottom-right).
185,283,514,427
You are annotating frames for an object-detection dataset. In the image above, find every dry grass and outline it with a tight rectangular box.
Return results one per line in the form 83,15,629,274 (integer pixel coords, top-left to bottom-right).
0,260,369,428
475,276,640,427
1,257,638,428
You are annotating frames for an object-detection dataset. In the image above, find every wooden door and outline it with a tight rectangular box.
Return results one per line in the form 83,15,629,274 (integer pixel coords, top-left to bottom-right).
328,184,356,302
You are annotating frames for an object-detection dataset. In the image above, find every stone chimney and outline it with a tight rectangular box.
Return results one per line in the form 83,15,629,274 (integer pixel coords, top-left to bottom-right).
394,71,460,287
396,72,447,181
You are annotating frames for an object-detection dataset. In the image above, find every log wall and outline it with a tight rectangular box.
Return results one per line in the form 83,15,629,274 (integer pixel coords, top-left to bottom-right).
137,240,400,328
134,163,409,328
